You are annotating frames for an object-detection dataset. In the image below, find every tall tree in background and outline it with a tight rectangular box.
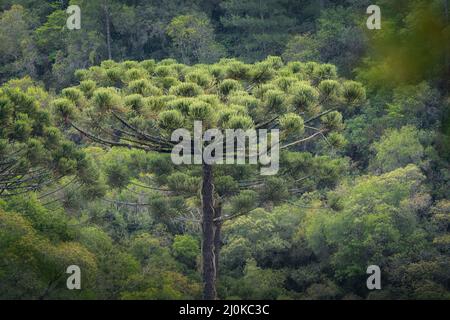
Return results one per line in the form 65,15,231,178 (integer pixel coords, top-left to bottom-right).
166,14,226,64
220,0,297,61
102,0,112,60
283,6,367,77
72,0,118,60
0,5,38,83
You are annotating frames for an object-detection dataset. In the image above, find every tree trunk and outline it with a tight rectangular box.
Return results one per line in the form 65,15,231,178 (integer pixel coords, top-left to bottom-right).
103,4,112,60
201,163,217,300
214,203,222,279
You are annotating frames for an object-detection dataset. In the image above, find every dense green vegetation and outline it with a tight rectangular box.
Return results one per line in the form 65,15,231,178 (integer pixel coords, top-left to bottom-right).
0,0,449,300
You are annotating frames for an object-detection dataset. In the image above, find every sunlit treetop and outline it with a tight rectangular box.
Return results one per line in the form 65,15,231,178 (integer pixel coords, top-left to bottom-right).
60,56,366,154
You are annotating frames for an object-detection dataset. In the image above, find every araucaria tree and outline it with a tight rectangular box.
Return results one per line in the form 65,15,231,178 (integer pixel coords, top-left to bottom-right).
0,78,98,196
57,57,366,299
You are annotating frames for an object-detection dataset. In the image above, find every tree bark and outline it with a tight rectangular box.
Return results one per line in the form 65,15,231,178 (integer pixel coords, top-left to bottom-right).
201,163,217,300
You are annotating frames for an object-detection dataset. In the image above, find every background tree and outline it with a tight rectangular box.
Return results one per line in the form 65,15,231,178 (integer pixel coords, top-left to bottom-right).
0,204,98,299
0,5,38,83
283,6,367,77
166,14,226,65
369,126,426,173
220,0,297,61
